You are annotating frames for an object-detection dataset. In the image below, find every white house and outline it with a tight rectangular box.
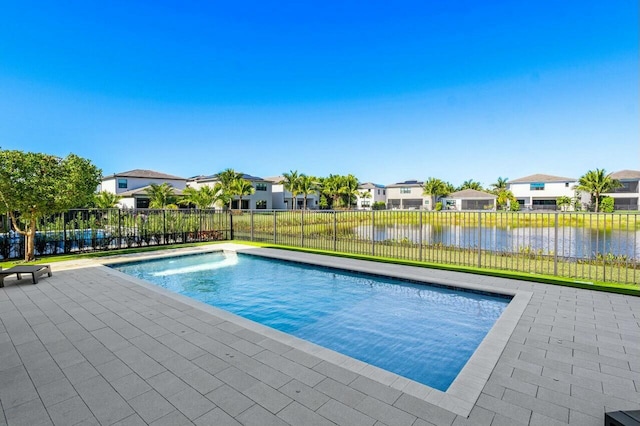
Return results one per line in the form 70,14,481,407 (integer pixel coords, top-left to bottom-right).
443,189,497,211
385,180,428,209
605,170,640,211
507,174,578,210
264,176,320,210
356,182,386,209
99,169,187,209
187,173,273,210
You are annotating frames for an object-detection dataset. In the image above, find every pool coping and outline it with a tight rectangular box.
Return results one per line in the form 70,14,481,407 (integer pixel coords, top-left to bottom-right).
100,243,532,417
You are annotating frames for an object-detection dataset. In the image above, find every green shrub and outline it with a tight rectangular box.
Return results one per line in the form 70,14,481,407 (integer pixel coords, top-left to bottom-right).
372,201,386,210
510,202,521,212
435,202,443,211
600,197,614,213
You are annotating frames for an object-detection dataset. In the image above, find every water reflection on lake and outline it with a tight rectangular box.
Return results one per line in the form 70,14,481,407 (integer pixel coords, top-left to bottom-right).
354,225,639,260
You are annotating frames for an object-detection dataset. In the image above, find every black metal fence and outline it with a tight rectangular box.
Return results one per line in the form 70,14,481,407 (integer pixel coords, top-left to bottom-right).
231,210,640,285
0,209,231,260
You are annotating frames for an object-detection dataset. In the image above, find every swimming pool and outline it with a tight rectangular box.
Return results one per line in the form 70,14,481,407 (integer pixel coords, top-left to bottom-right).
113,250,511,392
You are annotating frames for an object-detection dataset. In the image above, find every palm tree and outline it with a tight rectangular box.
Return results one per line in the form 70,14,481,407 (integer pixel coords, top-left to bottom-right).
458,179,483,191
297,174,319,209
339,174,360,209
575,169,621,212
216,168,243,209
281,170,301,210
491,177,509,193
422,177,449,211
232,179,254,210
320,174,343,209
358,190,372,209
179,186,219,209
146,183,178,209
496,189,516,210
94,191,121,209
557,195,571,212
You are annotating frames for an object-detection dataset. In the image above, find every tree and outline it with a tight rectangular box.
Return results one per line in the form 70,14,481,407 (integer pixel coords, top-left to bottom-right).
575,169,621,212
339,174,360,209
458,179,483,191
557,195,571,212
495,189,516,210
0,150,101,261
280,170,301,210
297,175,319,209
216,168,243,209
422,177,449,211
319,174,343,209
146,183,178,209
358,190,372,209
491,177,509,192
179,186,219,209
232,179,254,209
94,191,121,209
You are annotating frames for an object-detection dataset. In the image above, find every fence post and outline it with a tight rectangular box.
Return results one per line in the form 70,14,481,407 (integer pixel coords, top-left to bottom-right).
371,210,375,256
229,210,234,240
554,212,559,276
163,210,167,245
301,209,305,248
477,211,482,268
250,210,254,242
419,210,423,262
118,209,122,249
333,211,337,252
273,211,277,244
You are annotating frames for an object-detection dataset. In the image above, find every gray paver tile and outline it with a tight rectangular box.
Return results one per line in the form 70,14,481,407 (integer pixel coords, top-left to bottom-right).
317,399,376,426
111,373,153,401
146,371,190,398
236,404,290,426
194,408,241,426
278,401,335,426
205,384,255,417
166,387,214,420
242,382,292,414
312,360,359,385
111,414,147,426
61,361,99,386
74,375,134,425
4,398,52,426
128,390,175,424
355,396,416,426
350,376,402,405
179,368,224,394
37,377,78,407
279,379,330,411
314,377,367,407
502,388,569,423
46,395,93,426
149,410,194,426
215,366,260,392
474,393,531,425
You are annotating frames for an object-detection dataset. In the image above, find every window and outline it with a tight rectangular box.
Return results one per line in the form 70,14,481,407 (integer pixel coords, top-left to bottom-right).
256,200,267,209
118,179,128,189
565,182,569,188
530,183,545,191
361,201,371,207
136,198,149,208
383,190,386,195
400,187,412,194
255,183,267,191
377,189,380,195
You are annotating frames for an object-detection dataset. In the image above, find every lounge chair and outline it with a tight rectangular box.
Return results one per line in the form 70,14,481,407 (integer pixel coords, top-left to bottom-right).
0,265,52,287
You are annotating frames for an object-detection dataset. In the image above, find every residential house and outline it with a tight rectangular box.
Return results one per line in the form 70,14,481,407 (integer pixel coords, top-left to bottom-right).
264,176,320,210
356,183,386,209
443,189,497,211
507,174,578,210
385,180,428,210
187,173,273,210
605,170,640,211
99,169,187,209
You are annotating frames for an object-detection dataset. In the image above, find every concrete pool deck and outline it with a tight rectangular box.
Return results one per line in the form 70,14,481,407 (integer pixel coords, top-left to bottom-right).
0,243,638,425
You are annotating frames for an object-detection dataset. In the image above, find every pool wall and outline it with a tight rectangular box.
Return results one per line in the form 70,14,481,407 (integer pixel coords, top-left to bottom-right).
101,243,532,417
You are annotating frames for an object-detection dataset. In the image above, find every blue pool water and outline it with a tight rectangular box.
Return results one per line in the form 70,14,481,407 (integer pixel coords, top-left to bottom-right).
113,251,510,391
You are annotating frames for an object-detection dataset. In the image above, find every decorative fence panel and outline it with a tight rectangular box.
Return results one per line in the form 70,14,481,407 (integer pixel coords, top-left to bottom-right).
0,209,231,260
232,210,639,285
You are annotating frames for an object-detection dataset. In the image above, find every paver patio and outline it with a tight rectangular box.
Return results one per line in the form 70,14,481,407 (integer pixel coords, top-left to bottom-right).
1,243,638,425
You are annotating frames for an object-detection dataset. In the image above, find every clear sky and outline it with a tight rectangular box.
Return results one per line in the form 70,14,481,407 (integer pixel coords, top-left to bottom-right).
1,1,638,187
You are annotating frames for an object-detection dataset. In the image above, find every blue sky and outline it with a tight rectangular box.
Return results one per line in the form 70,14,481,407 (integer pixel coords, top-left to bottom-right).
1,1,637,187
